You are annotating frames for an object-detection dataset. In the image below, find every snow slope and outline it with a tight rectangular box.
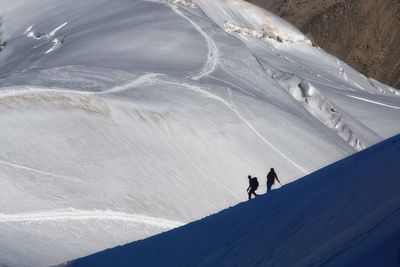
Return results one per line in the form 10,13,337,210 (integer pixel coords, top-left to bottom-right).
0,0,399,266
64,134,400,267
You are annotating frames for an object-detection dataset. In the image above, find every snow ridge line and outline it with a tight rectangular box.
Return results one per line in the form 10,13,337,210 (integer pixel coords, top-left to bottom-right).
162,80,308,174
168,4,219,80
0,209,184,229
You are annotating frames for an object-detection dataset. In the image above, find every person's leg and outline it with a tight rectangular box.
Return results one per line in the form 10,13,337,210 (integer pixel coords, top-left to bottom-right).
248,190,252,200
267,182,272,193
249,188,255,199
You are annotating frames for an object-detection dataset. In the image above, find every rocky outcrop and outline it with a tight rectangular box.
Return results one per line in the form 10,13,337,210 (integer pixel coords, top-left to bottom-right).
0,41,5,51
246,0,400,89
0,17,5,52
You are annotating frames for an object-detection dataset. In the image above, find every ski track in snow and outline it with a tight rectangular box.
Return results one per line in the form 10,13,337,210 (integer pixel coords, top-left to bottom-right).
168,4,218,80
0,74,158,98
220,66,264,94
282,55,333,83
162,80,308,174
96,73,160,95
347,95,400,110
143,0,218,80
0,209,184,229
209,75,257,97
352,82,365,91
0,159,83,182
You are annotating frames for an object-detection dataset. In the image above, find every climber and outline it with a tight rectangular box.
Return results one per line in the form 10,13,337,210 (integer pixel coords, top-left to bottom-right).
266,168,281,193
247,175,259,200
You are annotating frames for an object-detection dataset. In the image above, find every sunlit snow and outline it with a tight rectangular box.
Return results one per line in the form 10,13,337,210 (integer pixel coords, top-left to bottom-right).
0,0,399,266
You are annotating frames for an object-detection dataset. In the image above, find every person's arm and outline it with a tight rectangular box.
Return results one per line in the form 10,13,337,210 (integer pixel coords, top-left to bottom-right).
275,174,281,185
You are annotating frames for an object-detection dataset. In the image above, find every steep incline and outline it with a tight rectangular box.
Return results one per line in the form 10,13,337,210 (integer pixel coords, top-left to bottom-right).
64,134,400,267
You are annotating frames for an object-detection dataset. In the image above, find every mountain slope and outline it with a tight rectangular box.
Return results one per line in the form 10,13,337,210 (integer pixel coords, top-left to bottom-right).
64,133,400,267
0,0,400,266
246,0,400,89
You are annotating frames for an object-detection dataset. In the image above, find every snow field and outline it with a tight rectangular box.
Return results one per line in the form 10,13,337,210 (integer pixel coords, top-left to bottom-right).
0,0,399,266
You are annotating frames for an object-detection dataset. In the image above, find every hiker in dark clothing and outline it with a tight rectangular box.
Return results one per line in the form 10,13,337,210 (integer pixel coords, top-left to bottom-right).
266,168,281,193
247,175,259,200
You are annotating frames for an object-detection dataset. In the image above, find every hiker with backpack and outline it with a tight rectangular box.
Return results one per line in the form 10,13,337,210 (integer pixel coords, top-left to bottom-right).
266,168,281,193
247,175,259,200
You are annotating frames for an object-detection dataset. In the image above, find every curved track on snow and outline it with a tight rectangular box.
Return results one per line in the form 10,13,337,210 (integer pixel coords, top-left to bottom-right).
141,0,218,80
162,80,308,174
97,73,161,95
0,209,184,229
168,4,219,81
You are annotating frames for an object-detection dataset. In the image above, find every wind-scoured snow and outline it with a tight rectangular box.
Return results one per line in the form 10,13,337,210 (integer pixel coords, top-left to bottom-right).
0,0,399,266
64,134,400,267
0,88,107,113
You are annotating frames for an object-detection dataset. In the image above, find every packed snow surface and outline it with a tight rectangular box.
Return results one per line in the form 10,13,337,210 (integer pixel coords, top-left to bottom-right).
0,0,399,266
64,134,400,267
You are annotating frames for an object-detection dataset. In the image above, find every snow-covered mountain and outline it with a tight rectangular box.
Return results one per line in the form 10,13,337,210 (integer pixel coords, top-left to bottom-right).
0,0,399,266
63,133,400,267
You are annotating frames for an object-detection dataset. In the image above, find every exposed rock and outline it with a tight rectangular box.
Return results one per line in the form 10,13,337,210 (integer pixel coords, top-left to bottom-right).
0,41,6,51
224,21,284,43
167,0,197,8
0,16,5,52
246,0,400,89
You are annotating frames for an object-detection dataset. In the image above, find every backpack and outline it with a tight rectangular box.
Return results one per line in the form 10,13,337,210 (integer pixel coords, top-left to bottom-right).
252,177,259,189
